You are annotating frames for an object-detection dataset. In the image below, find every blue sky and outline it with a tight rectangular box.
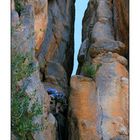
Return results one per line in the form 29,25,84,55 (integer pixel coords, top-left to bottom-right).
72,1,88,75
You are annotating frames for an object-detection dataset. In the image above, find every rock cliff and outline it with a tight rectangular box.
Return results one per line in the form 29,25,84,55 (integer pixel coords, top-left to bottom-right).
69,0,129,139
11,0,129,139
12,0,75,139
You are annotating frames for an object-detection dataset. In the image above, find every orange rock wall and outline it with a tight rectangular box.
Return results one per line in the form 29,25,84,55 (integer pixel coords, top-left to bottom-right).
69,0,129,139
69,76,99,140
69,53,129,139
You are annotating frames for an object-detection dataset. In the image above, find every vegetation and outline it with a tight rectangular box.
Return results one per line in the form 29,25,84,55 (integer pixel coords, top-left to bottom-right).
81,62,102,79
11,53,43,139
14,0,24,15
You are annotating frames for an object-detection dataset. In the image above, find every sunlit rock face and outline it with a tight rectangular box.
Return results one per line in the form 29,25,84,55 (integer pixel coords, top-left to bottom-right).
69,53,128,140
69,0,129,139
68,75,99,140
93,53,128,139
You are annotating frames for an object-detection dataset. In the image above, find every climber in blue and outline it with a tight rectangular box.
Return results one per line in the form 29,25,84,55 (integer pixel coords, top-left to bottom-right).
47,88,66,103
47,88,58,95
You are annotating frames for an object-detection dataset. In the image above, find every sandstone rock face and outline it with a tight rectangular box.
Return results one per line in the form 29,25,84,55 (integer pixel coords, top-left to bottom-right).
12,0,129,139
69,53,128,140
82,0,98,41
69,0,129,139
113,0,129,48
37,0,75,79
78,39,89,64
93,53,128,139
89,39,127,58
12,5,35,54
78,0,129,72
12,0,75,139
43,61,69,96
69,76,99,140
36,1,75,138
19,0,48,51
11,1,57,139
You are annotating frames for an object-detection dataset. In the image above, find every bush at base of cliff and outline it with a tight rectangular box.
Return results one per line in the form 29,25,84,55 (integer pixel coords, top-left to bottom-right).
11,53,43,139
81,62,101,79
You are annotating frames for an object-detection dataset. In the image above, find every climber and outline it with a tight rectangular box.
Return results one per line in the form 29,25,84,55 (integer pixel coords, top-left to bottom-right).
47,88,68,140
47,88,66,104
47,87,58,95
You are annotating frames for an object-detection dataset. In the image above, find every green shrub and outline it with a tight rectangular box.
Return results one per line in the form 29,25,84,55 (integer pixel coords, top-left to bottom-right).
81,62,101,78
14,0,24,15
11,53,43,139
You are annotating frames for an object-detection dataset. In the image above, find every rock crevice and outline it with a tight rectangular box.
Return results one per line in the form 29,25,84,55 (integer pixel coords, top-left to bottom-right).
12,0,75,139
11,0,129,139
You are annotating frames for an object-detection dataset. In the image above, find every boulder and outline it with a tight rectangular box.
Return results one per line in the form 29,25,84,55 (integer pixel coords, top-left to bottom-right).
89,39,127,58
91,21,114,43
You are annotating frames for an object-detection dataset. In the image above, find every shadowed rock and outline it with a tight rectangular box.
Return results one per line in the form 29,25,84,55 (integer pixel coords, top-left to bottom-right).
113,0,129,47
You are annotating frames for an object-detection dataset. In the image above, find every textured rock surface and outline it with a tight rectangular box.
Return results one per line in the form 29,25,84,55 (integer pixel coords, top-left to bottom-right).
113,0,129,48
69,76,99,140
11,1,57,139
89,39,127,58
78,39,89,64
12,5,35,54
25,0,48,50
69,0,129,139
42,61,69,96
37,0,75,79
12,0,75,139
36,1,75,139
12,0,129,139
69,53,128,139
78,0,129,72
93,53,129,139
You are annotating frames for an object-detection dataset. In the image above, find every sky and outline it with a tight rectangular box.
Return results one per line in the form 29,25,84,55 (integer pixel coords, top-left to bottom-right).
72,0,88,75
